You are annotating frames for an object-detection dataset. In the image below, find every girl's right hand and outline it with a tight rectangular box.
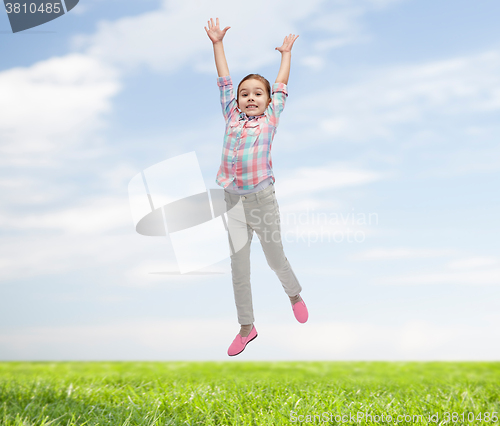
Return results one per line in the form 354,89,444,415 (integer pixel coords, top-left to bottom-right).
205,17,230,44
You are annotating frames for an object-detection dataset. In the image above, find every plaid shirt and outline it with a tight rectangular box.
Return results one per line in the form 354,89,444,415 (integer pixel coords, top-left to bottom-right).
215,75,288,190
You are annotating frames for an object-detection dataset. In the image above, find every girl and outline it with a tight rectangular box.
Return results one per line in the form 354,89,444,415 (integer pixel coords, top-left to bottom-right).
205,17,308,356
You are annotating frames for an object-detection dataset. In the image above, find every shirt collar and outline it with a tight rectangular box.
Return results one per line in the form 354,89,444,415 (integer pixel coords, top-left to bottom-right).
239,112,264,121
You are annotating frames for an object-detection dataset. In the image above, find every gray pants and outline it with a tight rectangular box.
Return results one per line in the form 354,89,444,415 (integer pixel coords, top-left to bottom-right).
224,182,302,324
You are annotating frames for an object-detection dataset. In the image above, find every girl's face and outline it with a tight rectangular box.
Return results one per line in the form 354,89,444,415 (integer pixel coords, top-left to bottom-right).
237,79,271,117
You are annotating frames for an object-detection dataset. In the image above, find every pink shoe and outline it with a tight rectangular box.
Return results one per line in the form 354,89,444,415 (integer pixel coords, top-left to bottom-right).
227,325,258,356
292,297,308,323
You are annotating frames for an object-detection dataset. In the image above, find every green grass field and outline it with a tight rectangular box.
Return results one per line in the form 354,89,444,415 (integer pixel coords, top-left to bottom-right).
0,361,499,425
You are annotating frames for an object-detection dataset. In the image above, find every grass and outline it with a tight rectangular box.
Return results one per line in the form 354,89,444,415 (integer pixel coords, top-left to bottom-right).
0,361,499,425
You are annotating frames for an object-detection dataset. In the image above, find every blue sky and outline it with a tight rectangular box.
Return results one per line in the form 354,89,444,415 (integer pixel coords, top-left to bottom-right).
1,0,499,360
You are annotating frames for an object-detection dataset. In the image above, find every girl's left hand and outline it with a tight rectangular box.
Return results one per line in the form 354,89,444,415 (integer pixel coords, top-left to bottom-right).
275,34,299,53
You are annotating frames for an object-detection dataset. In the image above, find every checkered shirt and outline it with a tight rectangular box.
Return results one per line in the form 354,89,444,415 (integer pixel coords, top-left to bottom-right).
215,75,288,190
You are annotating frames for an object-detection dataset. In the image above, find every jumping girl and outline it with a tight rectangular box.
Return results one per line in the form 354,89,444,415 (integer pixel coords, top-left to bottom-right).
205,17,308,356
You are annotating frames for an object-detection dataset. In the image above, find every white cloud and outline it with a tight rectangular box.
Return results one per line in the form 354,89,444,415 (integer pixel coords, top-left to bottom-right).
351,247,458,260
269,319,500,360
0,52,139,283
0,176,64,206
446,256,499,270
300,56,325,71
355,250,500,285
419,140,500,178
71,0,401,74
0,186,233,282
0,53,121,166
1,317,498,360
0,233,138,282
377,268,500,285
0,190,179,282
0,232,201,286
0,196,132,235
348,253,500,285
288,50,500,151
278,163,386,198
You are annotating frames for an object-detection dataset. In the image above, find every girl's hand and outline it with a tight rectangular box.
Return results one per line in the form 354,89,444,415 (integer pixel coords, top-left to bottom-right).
205,17,230,44
275,34,299,53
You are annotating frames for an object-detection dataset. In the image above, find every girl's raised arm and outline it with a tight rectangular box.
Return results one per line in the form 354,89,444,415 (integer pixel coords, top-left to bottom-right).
275,34,299,85
205,17,231,78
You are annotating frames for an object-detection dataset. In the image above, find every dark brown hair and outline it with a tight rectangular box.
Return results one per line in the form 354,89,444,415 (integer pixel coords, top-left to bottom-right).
237,74,271,104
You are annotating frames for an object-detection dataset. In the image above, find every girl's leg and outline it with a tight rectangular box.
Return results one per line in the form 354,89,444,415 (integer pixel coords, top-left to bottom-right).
252,191,302,297
229,223,255,325
226,196,256,326
238,324,253,337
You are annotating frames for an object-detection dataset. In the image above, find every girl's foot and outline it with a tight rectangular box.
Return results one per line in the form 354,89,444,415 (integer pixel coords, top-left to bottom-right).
228,324,258,356
289,294,301,305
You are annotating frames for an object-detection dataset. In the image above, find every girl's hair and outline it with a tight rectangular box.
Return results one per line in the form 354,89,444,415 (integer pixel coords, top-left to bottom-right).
237,74,271,104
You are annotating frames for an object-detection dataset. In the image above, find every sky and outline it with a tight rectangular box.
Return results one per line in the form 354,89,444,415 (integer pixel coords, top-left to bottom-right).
0,0,499,361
